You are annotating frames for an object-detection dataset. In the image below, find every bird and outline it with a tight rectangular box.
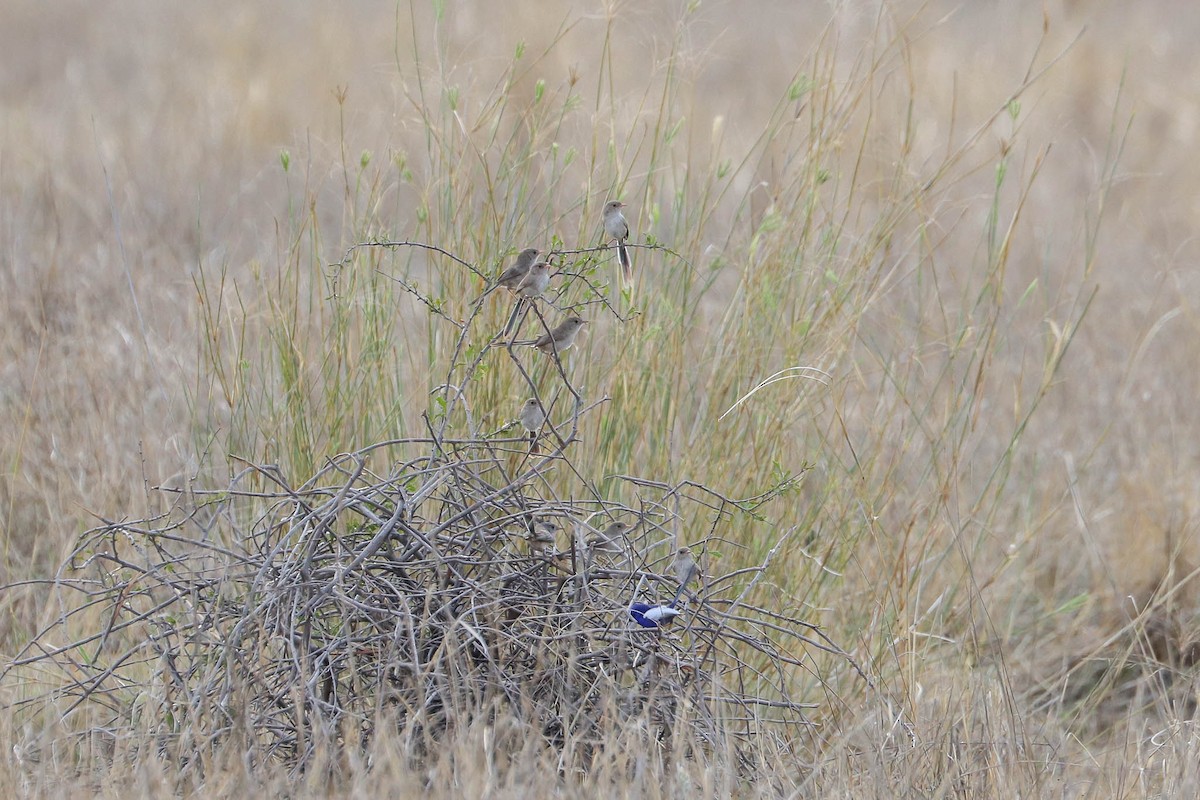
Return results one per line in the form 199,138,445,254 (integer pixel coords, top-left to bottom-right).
629,601,682,629
525,519,558,554
672,547,700,586
519,397,546,451
603,200,632,285
671,547,701,603
531,315,586,355
514,260,551,299
586,521,631,561
478,247,540,301
501,259,554,335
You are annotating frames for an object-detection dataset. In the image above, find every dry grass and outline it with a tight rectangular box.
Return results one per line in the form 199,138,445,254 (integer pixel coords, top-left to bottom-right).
3,0,1200,796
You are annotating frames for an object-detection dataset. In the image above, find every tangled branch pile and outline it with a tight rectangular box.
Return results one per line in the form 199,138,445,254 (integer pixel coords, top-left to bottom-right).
9,432,848,770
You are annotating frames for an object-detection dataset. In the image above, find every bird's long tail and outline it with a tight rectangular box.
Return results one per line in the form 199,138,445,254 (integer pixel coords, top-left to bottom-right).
503,299,524,336
617,240,632,285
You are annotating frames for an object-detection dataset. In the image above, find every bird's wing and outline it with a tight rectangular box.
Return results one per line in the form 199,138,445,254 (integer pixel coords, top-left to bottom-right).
644,606,682,623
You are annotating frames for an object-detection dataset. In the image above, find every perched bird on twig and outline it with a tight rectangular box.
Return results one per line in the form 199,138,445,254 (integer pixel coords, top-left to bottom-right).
514,260,551,299
518,398,546,452
530,315,586,355
629,601,681,629
481,247,540,299
525,519,558,554
603,201,632,285
671,547,701,604
585,520,631,563
501,258,553,335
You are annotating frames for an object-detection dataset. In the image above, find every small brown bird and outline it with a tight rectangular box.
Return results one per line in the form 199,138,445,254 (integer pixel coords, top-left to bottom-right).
500,257,553,335
586,521,631,561
484,247,541,298
603,201,632,284
526,519,558,554
519,397,546,451
671,547,701,603
672,547,700,585
514,260,551,299
531,315,587,355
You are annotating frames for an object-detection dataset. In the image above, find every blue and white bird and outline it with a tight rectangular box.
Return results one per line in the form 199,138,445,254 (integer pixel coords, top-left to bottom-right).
629,601,682,629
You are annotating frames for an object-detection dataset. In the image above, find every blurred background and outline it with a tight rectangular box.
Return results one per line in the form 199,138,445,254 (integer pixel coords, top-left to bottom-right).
3,0,1194,592
2,0,1200,788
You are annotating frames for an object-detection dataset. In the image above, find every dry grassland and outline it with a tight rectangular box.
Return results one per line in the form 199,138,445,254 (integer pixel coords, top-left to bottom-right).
3,1,1200,796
